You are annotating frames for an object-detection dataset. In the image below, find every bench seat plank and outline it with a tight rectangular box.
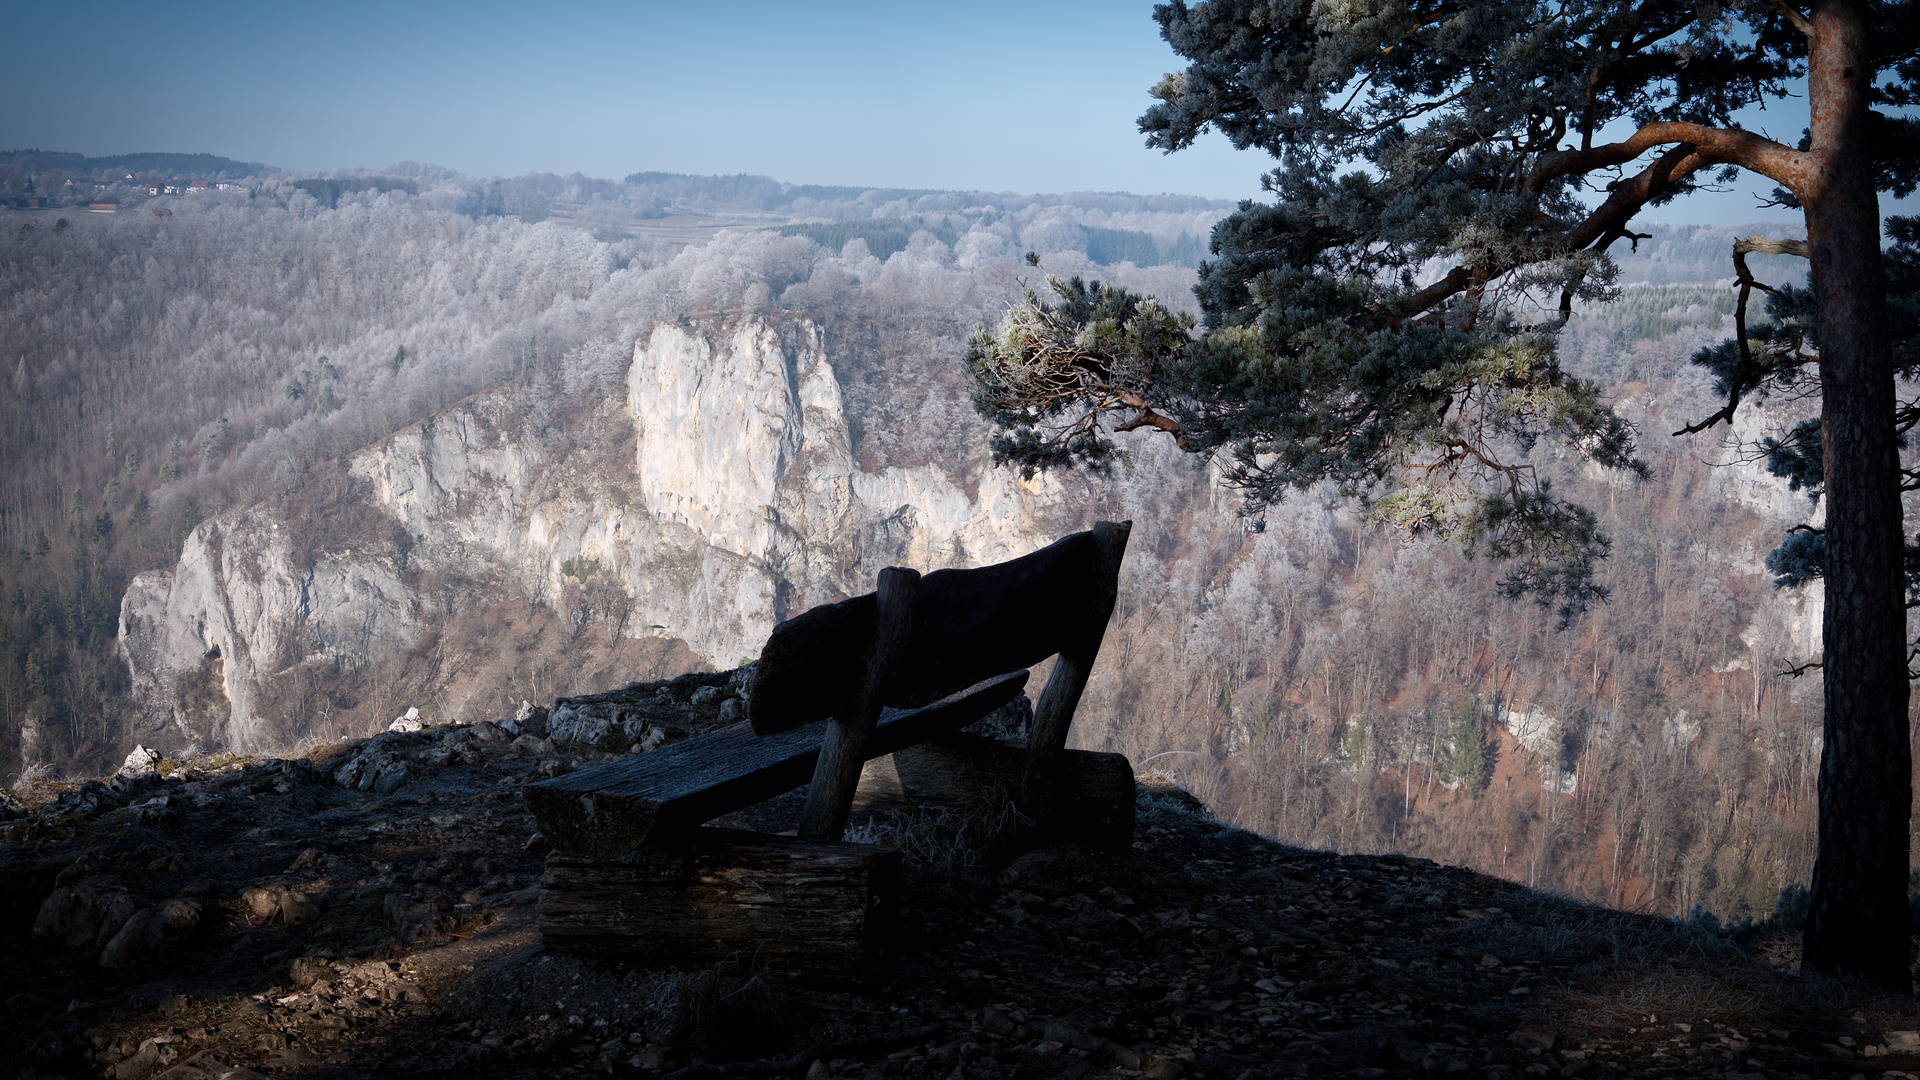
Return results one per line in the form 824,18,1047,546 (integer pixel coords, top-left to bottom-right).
526,671,1028,861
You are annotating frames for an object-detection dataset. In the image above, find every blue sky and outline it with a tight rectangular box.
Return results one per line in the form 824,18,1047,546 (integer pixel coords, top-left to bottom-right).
0,1,1890,225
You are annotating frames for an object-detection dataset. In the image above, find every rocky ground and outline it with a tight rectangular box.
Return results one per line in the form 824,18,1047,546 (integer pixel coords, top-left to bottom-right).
2,670,1915,1080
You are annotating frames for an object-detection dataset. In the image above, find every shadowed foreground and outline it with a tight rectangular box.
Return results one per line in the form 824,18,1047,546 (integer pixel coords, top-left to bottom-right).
0,676,1907,1079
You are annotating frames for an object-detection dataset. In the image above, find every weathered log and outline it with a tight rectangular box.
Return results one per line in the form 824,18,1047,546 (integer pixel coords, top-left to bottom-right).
749,521,1134,735
538,828,901,983
852,733,1135,855
526,672,1027,861
800,566,918,840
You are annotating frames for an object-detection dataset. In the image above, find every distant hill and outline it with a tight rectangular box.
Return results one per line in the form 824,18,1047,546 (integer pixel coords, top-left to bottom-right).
776,218,960,260
0,149,269,177
623,169,1231,217
626,171,953,212
778,217,1208,266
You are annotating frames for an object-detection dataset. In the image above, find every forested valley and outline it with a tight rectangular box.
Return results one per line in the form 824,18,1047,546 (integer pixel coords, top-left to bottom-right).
0,163,1856,924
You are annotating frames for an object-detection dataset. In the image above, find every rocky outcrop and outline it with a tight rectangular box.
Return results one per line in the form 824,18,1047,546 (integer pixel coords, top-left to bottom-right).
119,316,1082,752
32,883,140,953
119,507,419,752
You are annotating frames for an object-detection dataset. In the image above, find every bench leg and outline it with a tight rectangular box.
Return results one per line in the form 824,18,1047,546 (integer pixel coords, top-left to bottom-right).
1022,520,1130,821
800,566,918,840
1021,646,1096,823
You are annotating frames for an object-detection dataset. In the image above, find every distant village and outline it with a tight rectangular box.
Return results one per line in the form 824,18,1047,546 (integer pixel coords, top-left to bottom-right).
3,169,256,213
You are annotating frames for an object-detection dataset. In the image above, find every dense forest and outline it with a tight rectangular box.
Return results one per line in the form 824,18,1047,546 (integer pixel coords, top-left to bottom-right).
0,149,266,182
0,164,1861,922
0,171,1212,765
1078,406,1825,924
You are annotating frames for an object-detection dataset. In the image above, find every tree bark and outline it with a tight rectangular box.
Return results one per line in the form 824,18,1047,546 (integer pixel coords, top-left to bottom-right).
1800,0,1912,991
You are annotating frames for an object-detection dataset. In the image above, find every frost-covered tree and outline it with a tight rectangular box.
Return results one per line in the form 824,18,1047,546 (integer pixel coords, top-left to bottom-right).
967,0,1916,987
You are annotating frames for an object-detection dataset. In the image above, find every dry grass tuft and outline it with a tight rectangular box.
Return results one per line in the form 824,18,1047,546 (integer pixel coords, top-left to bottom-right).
1550,967,1774,1031
845,798,1022,882
9,761,56,802
1136,775,1216,826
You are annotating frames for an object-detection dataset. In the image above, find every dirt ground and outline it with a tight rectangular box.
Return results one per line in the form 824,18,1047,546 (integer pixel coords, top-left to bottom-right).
2,682,1913,1080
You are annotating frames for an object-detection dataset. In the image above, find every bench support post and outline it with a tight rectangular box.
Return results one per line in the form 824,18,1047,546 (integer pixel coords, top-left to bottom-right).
800,566,919,840
1022,520,1131,822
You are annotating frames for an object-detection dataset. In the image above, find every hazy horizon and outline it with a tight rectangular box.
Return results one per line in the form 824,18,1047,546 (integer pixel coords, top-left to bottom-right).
8,0,1902,227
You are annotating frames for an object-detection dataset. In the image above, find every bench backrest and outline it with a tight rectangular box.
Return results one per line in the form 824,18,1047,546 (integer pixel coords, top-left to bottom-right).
749,521,1132,736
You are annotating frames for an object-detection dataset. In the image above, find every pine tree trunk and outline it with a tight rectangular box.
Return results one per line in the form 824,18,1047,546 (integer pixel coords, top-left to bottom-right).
1801,0,1912,991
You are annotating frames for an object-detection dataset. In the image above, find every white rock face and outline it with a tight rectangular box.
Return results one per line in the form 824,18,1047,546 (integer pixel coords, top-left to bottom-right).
119,315,1084,750
1501,707,1560,758
631,320,815,561
1711,398,1823,525
1696,397,1828,682
117,504,419,752
1499,707,1578,793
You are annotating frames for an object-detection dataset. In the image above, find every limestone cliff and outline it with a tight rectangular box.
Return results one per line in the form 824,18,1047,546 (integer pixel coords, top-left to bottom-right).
117,506,420,754
118,316,1086,751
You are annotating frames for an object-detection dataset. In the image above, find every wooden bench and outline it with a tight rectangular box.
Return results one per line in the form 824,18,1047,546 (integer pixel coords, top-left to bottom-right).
526,521,1134,981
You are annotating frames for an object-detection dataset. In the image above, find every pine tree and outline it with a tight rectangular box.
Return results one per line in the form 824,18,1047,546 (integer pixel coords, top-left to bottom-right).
968,0,1918,987
174,498,199,553
1434,698,1488,797
198,417,230,464
24,649,46,701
